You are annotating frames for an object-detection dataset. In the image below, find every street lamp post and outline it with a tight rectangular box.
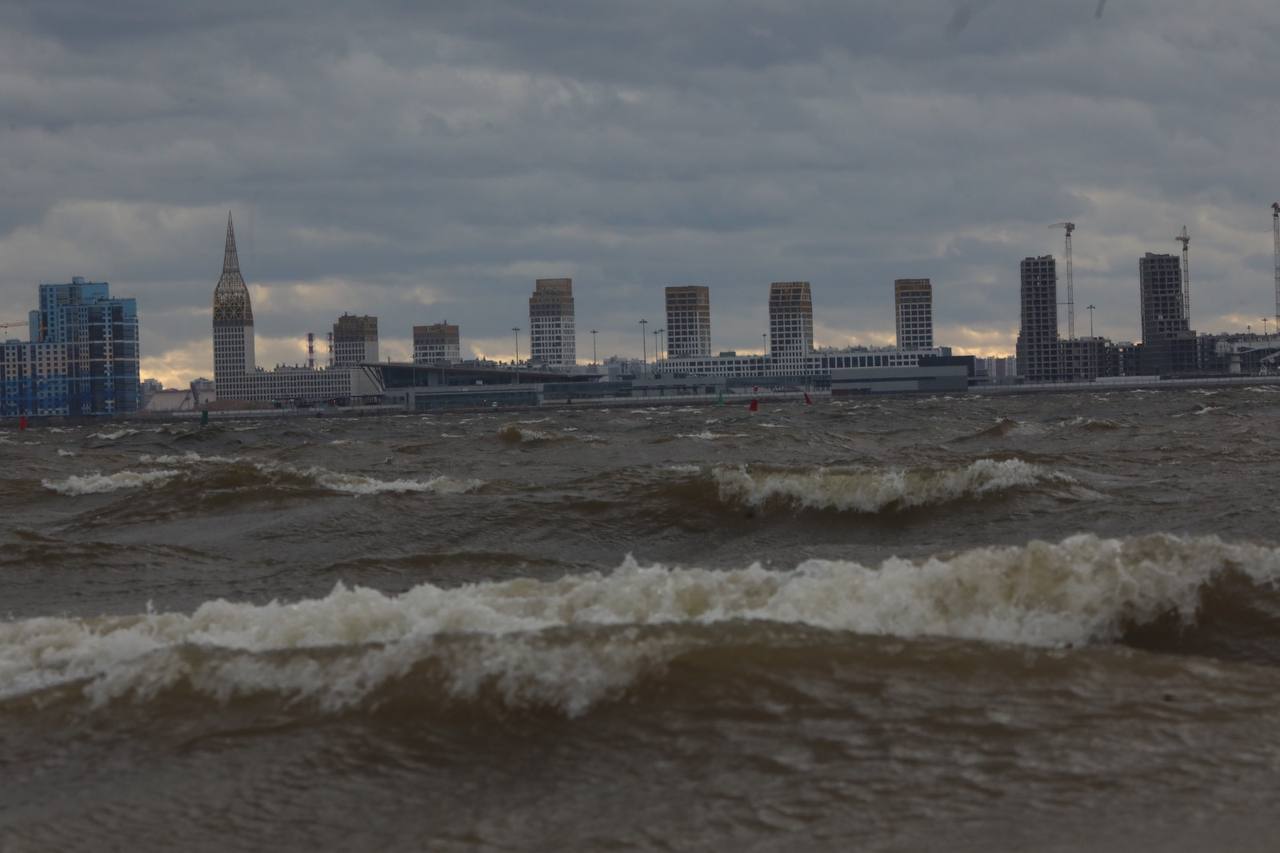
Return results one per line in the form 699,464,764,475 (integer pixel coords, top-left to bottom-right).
1086,304,1096,338
590,329,599,366
653,329,663,367
1264,318,1271,337
512,326,520,384
639,319,648,374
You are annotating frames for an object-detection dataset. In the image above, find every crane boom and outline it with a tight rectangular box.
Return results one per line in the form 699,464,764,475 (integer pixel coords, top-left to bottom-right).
1176,226,1191,323
1273,203,1279,331
1049,222,1076,339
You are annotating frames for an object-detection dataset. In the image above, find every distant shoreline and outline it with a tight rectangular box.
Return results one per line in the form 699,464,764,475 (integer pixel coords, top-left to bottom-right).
4,375,1279,425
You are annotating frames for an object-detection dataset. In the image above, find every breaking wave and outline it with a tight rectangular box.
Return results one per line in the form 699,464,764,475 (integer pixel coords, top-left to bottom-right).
42,469,181,495
5,533,1277,717
711,458,1070,513
42,452,481,497
87,428,140,440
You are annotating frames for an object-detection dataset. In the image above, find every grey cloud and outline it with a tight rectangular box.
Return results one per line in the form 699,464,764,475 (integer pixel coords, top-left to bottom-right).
1,0,1278,381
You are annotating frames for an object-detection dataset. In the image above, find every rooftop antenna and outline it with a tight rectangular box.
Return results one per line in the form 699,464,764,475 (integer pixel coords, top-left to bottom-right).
327,331,334,367
1049,222,1076,339
1176,225,1191,322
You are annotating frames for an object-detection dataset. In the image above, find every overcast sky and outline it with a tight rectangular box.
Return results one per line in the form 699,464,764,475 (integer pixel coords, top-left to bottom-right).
2,0,1278,385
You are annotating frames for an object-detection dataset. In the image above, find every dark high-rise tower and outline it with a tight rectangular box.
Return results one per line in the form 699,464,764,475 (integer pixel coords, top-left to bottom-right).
1138,252,1196,375
212,213,256,400
1016,256,1060,383
894,279,933,350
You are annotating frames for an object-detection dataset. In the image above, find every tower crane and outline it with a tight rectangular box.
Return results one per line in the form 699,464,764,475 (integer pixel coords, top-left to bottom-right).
1176,226,1191,322
1049,222,1076,339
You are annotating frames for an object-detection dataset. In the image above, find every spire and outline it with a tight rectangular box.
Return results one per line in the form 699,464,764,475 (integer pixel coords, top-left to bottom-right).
223,211,240,274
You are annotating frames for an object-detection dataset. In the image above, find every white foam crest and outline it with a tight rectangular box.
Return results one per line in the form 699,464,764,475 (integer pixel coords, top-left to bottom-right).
712,458,1065,513
88,428,139,440
41,469,181,495
306,469,481,495
676,431,749,440
140,451,244,465
57,449,77,457
4,534,1279,715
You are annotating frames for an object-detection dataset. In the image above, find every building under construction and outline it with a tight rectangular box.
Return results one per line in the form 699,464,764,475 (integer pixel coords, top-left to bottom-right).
1137,253,1197,376
1016,256,1061,382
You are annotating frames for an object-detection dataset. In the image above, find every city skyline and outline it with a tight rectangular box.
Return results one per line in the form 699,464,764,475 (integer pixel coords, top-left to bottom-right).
1,2,1279,387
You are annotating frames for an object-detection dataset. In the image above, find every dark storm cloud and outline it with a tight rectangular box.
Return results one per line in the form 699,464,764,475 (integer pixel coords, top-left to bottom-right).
1,0,1278,380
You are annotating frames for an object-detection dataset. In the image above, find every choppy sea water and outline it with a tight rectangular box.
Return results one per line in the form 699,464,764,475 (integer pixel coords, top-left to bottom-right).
3,387,1280,852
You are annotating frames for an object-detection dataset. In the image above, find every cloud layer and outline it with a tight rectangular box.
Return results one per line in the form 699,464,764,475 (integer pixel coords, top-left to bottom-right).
1,1,1278,385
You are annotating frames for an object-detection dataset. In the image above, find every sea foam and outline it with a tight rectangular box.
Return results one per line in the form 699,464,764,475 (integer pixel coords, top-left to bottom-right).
711,458,1065,513
3,533,1276,715
41,469,182,495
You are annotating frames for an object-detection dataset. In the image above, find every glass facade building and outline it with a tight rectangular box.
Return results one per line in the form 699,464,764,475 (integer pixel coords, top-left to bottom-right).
1,277,140,416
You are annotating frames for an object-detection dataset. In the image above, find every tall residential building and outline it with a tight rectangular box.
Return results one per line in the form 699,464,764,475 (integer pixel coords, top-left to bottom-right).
529,278,576,369
1016,255,1061,383
413,322,461,365
1,339,71,417
34,277,140,414
4,276,140,416
332,314,379,366
768,281,814,372
894,279,934,350
212,213,256,401
1138,252,1196,375
665,286,711,358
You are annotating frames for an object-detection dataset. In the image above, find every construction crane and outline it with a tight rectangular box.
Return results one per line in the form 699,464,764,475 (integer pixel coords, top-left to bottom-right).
1049,222,1076,339
1272,202,1279,332
1176,225,1191,322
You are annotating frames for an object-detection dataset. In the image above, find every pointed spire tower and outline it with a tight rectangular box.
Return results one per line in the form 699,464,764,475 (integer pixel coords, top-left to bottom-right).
212,212,256,391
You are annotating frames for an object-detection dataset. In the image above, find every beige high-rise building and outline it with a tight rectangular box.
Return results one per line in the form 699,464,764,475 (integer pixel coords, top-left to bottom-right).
413,322,461,365
528,278,576,369
331,314,379,366
664,286,711,358
894,279,933,350
768,281,813,372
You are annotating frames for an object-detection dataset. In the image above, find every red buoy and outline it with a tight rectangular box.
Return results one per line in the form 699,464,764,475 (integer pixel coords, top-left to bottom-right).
748,399,759,412
18,415,28,431
803,393,813,405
